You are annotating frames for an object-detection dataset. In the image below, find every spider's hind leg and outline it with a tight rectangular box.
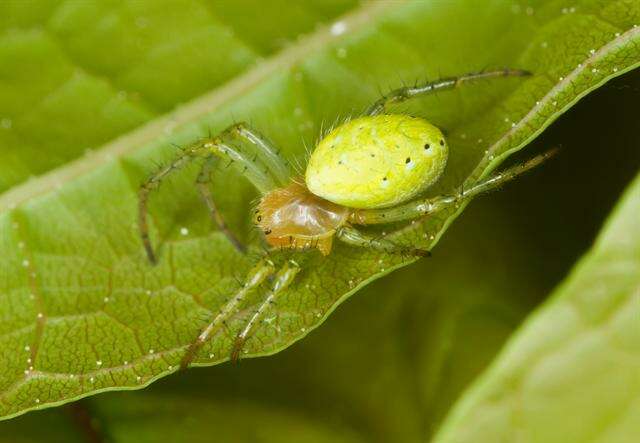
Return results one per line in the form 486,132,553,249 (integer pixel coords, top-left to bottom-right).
367,68,531,115
351,149,558,225
336,226,430,258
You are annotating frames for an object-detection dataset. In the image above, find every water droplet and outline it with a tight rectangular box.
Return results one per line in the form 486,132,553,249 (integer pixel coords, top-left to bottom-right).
336,47,347,58
180,227,189,236
330,21,347,36
0,118,12,129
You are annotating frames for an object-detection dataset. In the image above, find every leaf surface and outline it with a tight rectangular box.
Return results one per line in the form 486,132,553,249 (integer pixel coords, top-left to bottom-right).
0,0,639,419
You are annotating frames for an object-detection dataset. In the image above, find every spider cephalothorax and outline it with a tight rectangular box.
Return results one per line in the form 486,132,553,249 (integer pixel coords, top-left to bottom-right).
138,68,555,366
256,181,349,255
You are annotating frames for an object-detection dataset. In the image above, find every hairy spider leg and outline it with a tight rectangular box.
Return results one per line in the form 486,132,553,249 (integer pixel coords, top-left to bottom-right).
336,226,430,257
196,156,246,253
231,259,301,362
232,123,290,186
351,149,558,225
138,122,290,263
366,68,531,115
180,258,277,369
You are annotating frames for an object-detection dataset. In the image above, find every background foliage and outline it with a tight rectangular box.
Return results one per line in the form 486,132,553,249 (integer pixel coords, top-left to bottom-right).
0,0,639,442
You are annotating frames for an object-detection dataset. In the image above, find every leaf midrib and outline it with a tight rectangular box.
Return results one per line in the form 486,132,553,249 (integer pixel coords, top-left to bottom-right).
0,0,401,213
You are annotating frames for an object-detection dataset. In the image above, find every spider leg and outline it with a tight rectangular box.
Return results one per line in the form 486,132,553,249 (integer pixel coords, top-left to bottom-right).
367,68,531,115
138,145,211,264
336,226,430,257
351,149,558,225
139,122,291,264
196,156,247,254
180,258,277,369
228,123,290,186
231,259,301,362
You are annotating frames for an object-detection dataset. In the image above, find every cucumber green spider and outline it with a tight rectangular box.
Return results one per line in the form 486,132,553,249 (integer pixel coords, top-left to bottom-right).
137,68,555,366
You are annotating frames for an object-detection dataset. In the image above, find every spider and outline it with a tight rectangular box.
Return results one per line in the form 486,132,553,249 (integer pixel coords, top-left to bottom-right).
138,69,555,368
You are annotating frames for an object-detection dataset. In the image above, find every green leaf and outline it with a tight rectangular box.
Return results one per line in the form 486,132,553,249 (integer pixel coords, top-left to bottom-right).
435,171,640,442
0,197,554,443
0,70,638,439
0,0,638,420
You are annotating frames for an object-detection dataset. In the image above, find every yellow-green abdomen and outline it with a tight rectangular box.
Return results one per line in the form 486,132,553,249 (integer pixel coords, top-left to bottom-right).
305,115,448,209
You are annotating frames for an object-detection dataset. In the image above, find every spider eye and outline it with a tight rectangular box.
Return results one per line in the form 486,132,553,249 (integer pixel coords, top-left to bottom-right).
439,139,445,146
424,143,431,150
405,157,411,163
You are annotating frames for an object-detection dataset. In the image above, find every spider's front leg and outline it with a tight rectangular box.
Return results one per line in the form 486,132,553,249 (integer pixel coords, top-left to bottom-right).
138,121,290,263
231,259,301,362
180,258,277,369
196,156,247,253
367,68,531,115
139,145,212,264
